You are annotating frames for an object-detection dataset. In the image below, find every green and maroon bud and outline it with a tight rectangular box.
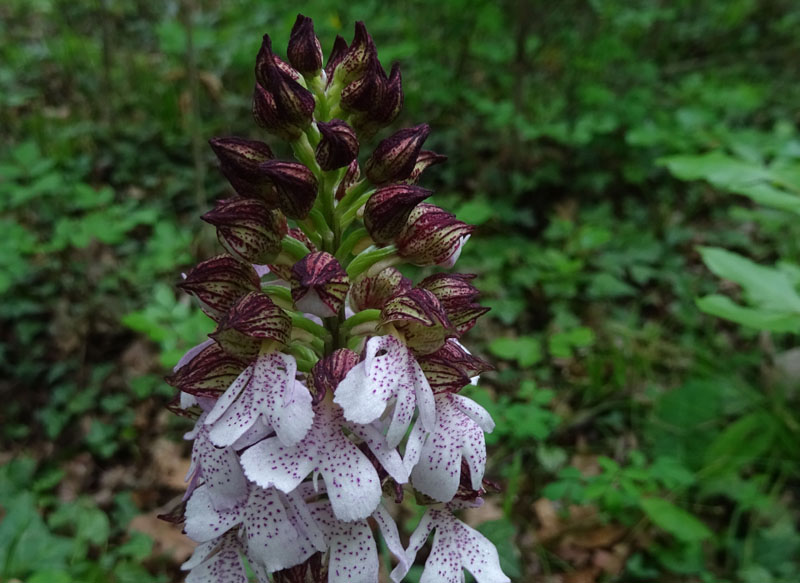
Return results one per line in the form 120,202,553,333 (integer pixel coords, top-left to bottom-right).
341,56,384,114
259,159,318,219
315,119,359,171
396,203,473,267
165,342,248,399
349,266,412,311
268,227,316,281
380,288,456,355
372,62,404,126
179,255,260,322
211,291,291,358
310,348,359,403
419,273,490,334
290,252,349,318
324,35,348,83
254,35,315,138
335,159,361,200
364,184,432,245
209,137,277,202
417,340,492,393
364,124,430,185
406,150,448,185
336,21,376,84
287,14,323,75
202,198,287,265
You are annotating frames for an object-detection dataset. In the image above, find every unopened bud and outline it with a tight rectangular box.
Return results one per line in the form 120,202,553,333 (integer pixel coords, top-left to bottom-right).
259,160,318,219
324,35,349,83
396,203,473,267
419,273,489,334
417,340,492,393
406,150,448,184
211,291,291,358
290,252,349,318
364,184,432,245
209,137,277,202
202,198,287,265
364,124,430,185
341,57,384,114
336,21,376,84
179,255,260,322
380,288,455,355
165,342,247,399
349,267,412,311
287,14,323,74
315,119,359,171
335,159,361,200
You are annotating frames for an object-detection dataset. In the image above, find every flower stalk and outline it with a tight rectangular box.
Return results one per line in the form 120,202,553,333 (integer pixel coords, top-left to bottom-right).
168,15,508,583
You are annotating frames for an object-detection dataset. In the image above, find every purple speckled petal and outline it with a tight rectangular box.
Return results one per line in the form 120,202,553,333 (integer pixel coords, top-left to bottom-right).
348,421,408,483
206,352,313,448
408,509,509,583
391,509,434,582
184,485,244,542
334,335,435,447
410,393,489,502
183,532,247,583
401,418,427,474
309,501,378,582
373,503,410,577
174,338,216,372
452,393,495,433
242,403,383,521
243,487,325,573
184,414,248,511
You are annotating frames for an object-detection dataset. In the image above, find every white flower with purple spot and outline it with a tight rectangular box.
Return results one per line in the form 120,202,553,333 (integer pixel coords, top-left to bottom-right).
204,351,313,448
391,504,510,583
334,334,435,448
404,392,494,502
241,400,408,521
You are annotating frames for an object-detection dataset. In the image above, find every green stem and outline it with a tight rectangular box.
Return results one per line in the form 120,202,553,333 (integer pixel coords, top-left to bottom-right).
341,309,381,332
346,245,400,279
335,180,373,220
335,227,368,264
281,235,310,260
290,312,331,340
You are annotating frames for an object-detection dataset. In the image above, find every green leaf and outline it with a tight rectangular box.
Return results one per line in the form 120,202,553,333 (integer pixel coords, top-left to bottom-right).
697,295,800,333
699,247,800,312
640,498,712,543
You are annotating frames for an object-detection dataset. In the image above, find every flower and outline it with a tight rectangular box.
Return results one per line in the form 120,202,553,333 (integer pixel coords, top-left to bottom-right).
241,399,408,521
392,504,510,583
334,334,436,447
403,392,495,502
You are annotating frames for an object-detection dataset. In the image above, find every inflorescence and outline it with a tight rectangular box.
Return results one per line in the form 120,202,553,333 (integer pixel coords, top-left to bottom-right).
166,15,510,583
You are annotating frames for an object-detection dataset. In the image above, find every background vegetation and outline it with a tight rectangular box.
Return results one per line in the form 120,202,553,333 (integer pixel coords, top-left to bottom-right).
2,0,800,581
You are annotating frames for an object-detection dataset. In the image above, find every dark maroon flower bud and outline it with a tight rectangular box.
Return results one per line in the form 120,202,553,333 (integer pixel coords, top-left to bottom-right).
380,288,456,355
406,150,448,184
417,339,492,393
209,137,277,203
179,255,260,322
311,348,360,403
315,119,359,171
364,184,432,245
364,124,431,185
211,291,291,358
349,266,412,311
372,62,404,125
335,159,361,200
290,252,349,318
256,34,302,84
287,14,323,74
165,342,248,399
341,57,384,114
336,21,376,84
419,273,490,334
396,203,473,267
259,160,318,219
324,35,348,83
253,35,315,139
202,198,287,265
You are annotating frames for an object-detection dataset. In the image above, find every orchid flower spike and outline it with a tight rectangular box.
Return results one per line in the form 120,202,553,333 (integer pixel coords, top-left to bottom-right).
165,14,508,583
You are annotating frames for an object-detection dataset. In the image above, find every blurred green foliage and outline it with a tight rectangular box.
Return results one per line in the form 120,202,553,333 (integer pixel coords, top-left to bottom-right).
2,0,800,581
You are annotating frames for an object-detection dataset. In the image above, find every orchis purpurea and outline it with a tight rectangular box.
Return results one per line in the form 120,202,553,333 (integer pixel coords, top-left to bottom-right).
166,14,508,583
